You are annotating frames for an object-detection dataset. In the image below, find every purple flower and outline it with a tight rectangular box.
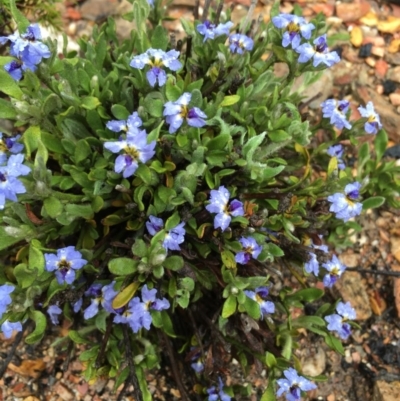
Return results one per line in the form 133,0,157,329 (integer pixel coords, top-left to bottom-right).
272,13,315,49
0,154,31,210
244,287,275,318
325,301,356,340
296,34,340,68
276,368,317,401
163,92,207,134
104,129,156,178
235,237,262,265
322,255,346,288
357,101,382,135
304,239,328,276
163,222,186,251
0,133,24,163
206,377,231,401
4,58,37,81
146,216,186,251
1,320,22,339
44,246,87,285
1,24,50,70
321,99,352,130
197,20,233,42
146,215,164,236
72,298,83,313
190,348,205,373
0,284,15,318
83,282,118,319
130,49,182,87
228,34,254,54
116,285,170,333
327,182,362,222
327,144,346,170
106,112,143,133
47,304,63,325
205,186,244,231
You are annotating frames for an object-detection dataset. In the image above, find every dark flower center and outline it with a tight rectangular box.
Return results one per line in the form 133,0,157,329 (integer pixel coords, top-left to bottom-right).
187,108,199,119
0,172,6,182
315,39,327,53
8,60,22,72
346,189,359,200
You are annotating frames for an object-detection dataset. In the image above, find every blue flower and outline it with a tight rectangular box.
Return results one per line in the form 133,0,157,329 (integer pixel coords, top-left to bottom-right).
327,144,346,170
296,34,340,68
163,222,186,251
0,284,15,318
44,246,87,285
321,99,352,130
47,304,63,325
83,282,118,319
276,368,317,401
0,133,24,164
322,255,346,288
1,24,50,79
235,237,262,265
106,112,143,133
146,215,164,236
115,285,169,333
272,13,315,49
163,92,207,134
327,182,362,222
197,20,233,42
205,186,244,231
228,34,254,54
206,377,231,401
130,49,182,87
325,301,356,340
146,216,186,251
357,101,382,134
304,239,329,276
1,320,22,339
190,348,205,373
0,154,31,210
104,129,156,178
244,287,275,318
4,58,36,81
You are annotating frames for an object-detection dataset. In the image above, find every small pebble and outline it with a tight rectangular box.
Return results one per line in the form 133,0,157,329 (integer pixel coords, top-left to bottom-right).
358,43,373,58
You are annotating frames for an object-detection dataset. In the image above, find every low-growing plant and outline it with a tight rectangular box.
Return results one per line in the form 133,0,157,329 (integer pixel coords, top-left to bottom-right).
0,0,396,400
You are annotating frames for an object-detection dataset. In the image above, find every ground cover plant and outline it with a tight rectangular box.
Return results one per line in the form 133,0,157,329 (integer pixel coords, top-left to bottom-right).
1,0,399,400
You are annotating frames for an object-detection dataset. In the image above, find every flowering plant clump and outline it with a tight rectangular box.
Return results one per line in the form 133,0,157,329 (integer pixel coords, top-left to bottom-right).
0,1,397,400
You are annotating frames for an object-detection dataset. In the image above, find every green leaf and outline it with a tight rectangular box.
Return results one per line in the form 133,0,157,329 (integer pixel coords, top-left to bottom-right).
243,132,266,158
165,78,181,101
26,311,47,344
23,126,41,158
29,243,45,275
81,96,101,110
287,288,324,303
14,263,37,288
265,352,277,368
151,25,169,51
222,295,237,318
132,239,148,257
69,330,91,344
375,129,388,162
0,226,27,251
165,212,180,231
220,95,240,107
221,250,236,269
112,282,140,309
243,296,261,319
9,0,30,33
111,104,130,120
164,255,184,271
108,257,138,275
74,139,92,164
0,98,16,119
65,204,94,219
362,196,385,210
41,131,66,154
261,381,276,401
206,134,231,151
325,333,344,355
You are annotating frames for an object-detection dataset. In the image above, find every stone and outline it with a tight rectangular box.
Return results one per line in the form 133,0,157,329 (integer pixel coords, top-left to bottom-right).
79,0,119,21
373,381,400,401
335,271,372,320
291,69,333,109
301,347,326,377
53,383,74,401
375,59,389,79
336,0,370,22
339,252,360,268
386,52,400,66
389,93,400,107
387,66,400,83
